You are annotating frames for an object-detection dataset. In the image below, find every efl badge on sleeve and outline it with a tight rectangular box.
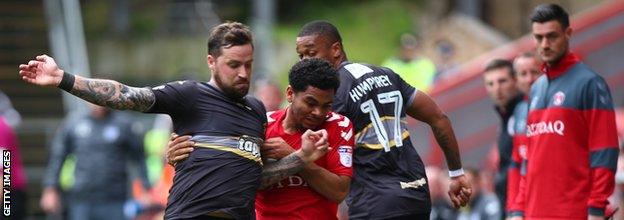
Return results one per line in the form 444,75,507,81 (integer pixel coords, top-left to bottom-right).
338,146,353,167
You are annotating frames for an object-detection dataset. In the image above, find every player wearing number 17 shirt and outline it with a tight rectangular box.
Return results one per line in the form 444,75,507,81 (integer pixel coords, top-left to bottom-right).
296,21,472,219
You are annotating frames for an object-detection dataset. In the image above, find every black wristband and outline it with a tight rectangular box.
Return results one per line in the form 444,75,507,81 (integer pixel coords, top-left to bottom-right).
58,71,75,92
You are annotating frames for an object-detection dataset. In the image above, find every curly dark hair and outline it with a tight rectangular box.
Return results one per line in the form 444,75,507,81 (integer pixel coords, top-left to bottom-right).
288,58,340,93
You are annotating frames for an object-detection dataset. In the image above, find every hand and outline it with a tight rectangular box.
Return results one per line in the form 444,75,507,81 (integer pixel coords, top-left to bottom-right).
40,187,61,214
18,54,64,87
262,137,296,160
296,129,329,163
448,174,471,209
165,133,194,167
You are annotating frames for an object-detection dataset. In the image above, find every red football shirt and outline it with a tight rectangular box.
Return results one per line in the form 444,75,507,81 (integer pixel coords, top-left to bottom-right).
255,109,354,220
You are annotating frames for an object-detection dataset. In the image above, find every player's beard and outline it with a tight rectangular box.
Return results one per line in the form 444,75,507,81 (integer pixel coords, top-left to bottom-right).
213,70,249,100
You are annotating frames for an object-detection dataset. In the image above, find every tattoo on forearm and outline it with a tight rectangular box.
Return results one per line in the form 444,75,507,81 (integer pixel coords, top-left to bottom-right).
259,153,304,188
71,77,155,112
432,126,451,149
433,116,462,170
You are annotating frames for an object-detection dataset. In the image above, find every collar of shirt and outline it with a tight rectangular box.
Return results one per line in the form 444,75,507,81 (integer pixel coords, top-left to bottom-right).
542,52,581,80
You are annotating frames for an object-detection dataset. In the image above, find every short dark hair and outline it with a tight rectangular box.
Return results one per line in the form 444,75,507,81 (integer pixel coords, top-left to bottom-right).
298,20,343,45
484,59,514,77
289,58,340,93
530,4,570,29
207,21,253,57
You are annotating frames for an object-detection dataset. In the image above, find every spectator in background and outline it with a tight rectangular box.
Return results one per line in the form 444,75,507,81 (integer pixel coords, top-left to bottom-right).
512,52,543,96
0,90,21,128
40,104,151,220
433,38,460,82
505,52,542,216
254,80,284,111
382,33,437,92
457,168,502,220
0,115,27,220
482,59,522,219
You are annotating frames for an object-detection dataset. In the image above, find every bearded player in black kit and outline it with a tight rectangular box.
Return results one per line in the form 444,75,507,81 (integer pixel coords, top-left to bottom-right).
19,21,329,220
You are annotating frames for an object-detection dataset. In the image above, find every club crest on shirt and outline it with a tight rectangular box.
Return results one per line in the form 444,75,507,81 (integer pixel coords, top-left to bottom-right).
552,91,565,106
338,145,353,167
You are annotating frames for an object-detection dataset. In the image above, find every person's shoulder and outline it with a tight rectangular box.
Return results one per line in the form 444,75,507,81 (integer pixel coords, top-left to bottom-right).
266,109,286,124
341,62,398,79
323,112,354,144
323,112,352,132
567,63,601,83
533,74,549,87
155,80,199,89
245,95,265,110
243,95,268,119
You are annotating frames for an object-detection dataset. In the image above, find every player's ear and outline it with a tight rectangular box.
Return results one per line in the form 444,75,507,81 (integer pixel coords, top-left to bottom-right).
331,42,342,59
207,54,216,71
564,27,572,40
286,85,294,103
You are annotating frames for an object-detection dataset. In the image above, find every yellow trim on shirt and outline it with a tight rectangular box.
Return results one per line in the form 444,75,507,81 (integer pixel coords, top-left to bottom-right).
194,143,263,165
356,131,411,150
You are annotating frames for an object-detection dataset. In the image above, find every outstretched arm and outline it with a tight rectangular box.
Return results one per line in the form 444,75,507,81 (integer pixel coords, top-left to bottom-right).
406,91,471,208
19,54,155,112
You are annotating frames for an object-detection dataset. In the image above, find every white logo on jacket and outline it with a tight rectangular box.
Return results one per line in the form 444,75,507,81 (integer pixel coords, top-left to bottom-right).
526,120,565,137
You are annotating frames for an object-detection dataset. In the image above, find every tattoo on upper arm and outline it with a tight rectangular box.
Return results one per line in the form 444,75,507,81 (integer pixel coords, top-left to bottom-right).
259,153,304,188
71,77,155,112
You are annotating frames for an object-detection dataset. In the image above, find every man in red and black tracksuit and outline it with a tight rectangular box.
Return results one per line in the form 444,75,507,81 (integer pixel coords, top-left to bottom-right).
509,4,619,220
506,52,542,216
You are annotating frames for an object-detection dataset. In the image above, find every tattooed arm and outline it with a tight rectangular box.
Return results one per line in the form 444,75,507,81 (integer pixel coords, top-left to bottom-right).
259,153,306,189
18,54,155,112
406,91,461,170
259,129,329,188
406,91,471,208
70,76,154,112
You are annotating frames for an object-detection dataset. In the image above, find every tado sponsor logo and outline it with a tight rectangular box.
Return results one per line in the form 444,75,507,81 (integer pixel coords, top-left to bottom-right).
526,120,565,137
